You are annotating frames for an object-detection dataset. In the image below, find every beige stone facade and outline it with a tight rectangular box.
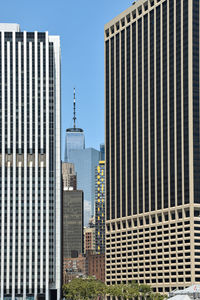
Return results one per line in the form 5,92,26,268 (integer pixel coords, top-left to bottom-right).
105,0,200,294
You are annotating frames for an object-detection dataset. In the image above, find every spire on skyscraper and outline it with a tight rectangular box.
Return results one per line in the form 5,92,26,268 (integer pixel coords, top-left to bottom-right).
73,88,76,129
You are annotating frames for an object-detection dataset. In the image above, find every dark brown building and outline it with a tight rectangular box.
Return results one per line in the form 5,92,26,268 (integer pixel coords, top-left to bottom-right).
86,251,105,282
63,190,84,258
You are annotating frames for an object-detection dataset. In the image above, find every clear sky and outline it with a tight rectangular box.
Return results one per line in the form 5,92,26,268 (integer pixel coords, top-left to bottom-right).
0,0,131,159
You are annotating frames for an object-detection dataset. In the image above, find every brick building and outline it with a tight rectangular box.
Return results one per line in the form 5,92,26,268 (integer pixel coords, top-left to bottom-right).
86,251,105,282
63,254,86,284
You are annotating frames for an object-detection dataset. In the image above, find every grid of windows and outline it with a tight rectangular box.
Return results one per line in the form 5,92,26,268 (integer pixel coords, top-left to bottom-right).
105,0,199,291
0,29,60,299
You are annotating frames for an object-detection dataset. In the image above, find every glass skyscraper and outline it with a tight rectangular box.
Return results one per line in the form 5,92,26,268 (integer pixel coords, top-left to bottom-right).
64,89,85,162
68,148,100,225
64,128,85,162
0,24,61,300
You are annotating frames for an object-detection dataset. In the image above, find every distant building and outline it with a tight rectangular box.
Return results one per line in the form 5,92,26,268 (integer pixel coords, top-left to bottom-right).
63,254,86,284
84,227,95,253
100,144,105,161
62,162,77,190
88,215,95,228
68,148,100,224
63,190,84,258
86,251,105,282
95,161,105,254
64,88,85,162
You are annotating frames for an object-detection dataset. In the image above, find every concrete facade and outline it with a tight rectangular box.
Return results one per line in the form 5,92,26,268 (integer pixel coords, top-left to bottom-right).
0,24,61,300
105,0,200,294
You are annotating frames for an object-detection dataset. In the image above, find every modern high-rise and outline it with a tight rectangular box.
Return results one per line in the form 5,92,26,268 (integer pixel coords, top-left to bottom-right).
62,190,84,258
100,144,105,161
95,161,105,254
105,0,199,293
68,148,100,225
64,89,85,162
0,24,61,300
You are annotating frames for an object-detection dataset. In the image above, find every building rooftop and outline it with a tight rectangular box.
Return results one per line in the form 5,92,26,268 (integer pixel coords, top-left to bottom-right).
0,23,20,32
169,285,200,299
66,128,84,133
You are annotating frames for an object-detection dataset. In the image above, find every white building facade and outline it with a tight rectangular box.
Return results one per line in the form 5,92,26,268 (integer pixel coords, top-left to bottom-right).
0,24,61,300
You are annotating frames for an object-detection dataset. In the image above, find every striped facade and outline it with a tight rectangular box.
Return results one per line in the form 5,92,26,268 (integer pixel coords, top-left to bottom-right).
105,0,199,293
0,24,61,300
95,161,105,254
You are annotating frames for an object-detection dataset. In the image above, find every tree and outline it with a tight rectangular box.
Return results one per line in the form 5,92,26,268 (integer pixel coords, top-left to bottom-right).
63,277,107,300
63,279,167,300
139,284,152,299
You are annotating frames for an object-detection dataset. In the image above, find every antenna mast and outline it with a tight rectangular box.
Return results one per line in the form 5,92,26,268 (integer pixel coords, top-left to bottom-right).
73,88,76,129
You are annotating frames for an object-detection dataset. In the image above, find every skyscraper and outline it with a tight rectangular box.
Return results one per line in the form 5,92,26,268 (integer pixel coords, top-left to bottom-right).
100,144,105,161
64,89,85,162
62,190,84,258
95,161,105,254
0,24,61,300
68,148,100,225
105,0,199,293
62,162,77,190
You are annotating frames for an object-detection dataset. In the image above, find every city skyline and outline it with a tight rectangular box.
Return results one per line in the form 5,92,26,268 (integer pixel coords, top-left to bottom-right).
0,0,132,158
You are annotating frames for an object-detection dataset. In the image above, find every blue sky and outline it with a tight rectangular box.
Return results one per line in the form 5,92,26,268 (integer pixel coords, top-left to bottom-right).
0,0,131,159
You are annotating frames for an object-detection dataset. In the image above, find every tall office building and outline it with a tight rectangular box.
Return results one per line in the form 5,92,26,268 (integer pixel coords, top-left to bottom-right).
95,161,105,254
62,190,84,258
68,148,100,225
100,144,105,161
62,162,77,190
105,0,199,293
64,89,85,162
0,24,61,300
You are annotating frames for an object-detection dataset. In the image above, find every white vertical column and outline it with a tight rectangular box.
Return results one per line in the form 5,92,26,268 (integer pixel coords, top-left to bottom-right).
18,42,22,150
12,30,16,300
17,41,22,294
23,31,27,300
45,32,50,300
6,41,11,293
18,163,22,292
40,163,44,291
34,31,38,300
6,163,10,292
49,36,61,300
7,42,10,150
40,42,44,151
29,42,33,150
29,162,33,293
1,31,5,300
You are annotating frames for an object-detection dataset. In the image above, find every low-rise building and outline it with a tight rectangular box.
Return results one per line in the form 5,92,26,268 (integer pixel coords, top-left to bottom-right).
86,251,105,282
63,254,86,284
84,227,95,253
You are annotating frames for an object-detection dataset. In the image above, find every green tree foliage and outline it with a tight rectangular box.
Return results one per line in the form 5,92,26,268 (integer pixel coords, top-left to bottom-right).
63,278,167,300
63,277,107,300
